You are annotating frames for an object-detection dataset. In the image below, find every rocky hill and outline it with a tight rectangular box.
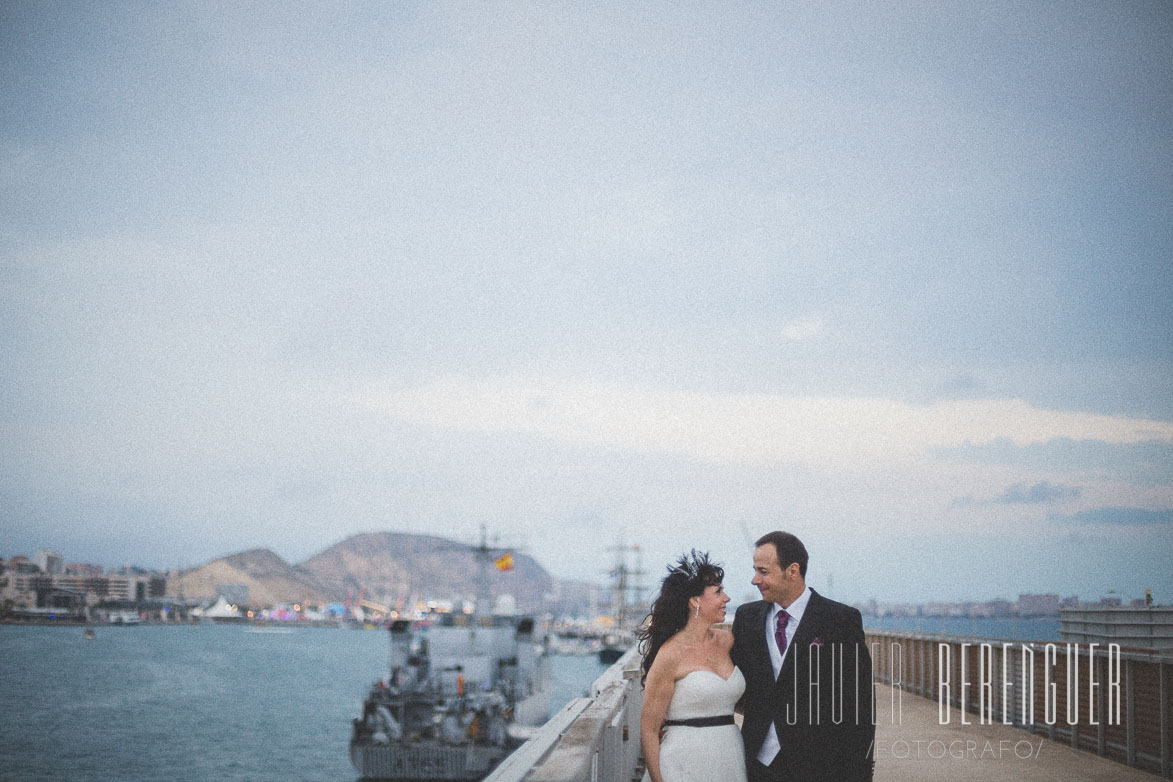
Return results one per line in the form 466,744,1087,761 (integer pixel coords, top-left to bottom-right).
166,532,563,613
167,548,330,607
300,531,553,613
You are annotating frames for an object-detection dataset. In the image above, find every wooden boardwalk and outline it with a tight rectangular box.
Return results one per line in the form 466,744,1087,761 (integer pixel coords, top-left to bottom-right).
872,684,1157,781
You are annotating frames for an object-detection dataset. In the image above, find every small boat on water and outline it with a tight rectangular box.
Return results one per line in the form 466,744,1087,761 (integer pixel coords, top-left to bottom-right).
349,612,551,781
83,627,96,640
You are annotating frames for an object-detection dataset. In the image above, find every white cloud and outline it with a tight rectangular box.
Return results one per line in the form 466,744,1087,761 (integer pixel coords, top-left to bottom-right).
780,316,825,341
359,377,1173,469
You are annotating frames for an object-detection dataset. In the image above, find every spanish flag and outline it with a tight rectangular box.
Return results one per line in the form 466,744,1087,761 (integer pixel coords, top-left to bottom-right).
495,552,515,571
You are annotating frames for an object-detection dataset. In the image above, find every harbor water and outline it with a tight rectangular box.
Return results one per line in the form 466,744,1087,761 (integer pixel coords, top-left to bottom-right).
0,623,609,782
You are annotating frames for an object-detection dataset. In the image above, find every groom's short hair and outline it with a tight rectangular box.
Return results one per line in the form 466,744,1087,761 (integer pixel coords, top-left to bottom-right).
755,531,808,577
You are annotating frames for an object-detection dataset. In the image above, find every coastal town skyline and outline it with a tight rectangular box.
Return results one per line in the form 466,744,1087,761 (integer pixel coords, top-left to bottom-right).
2,539,1164,612
3,4,1171,605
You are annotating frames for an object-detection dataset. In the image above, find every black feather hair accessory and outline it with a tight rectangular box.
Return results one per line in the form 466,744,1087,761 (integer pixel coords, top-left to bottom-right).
662,549,723,594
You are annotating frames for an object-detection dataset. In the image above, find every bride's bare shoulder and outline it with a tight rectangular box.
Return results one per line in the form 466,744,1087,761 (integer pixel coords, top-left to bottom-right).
654,635,686,666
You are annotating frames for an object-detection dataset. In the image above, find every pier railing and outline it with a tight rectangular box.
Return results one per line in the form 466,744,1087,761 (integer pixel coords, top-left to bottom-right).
866,629,1173,779
485,648,644,782
491,630,1171,781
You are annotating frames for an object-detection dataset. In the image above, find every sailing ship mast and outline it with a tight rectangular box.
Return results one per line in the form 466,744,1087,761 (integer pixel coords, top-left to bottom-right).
598,542,646,663
610,542,647,629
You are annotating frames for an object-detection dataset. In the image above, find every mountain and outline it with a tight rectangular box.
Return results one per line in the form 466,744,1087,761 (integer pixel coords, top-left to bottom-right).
165,532,561,613
300,531,554,613
167,548,330,607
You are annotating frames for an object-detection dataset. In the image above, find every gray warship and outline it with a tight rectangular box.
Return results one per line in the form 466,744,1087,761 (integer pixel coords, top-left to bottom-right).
349,536,550,781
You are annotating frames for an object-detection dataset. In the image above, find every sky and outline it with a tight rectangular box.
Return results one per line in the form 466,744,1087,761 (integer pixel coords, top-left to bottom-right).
2,1,1171,606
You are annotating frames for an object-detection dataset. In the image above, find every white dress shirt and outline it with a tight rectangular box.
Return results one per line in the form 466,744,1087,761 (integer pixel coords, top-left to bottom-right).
757,586,812,766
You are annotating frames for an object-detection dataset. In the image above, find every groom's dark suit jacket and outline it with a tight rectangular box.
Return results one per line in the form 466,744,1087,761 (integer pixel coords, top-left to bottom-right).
731,590,874,782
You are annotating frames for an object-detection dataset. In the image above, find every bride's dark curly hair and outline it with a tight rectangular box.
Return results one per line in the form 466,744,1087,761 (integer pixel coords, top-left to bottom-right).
637,549,724,684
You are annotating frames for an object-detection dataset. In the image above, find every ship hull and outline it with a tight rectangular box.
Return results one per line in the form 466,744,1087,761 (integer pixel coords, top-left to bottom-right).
350,741,504,781
598,645,624,664
349,613,550,782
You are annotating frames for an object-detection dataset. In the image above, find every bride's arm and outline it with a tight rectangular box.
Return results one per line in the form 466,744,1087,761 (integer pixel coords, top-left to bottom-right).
640,651,677,782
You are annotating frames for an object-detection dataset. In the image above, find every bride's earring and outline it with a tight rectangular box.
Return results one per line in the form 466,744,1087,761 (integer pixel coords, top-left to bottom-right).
694,602,700,619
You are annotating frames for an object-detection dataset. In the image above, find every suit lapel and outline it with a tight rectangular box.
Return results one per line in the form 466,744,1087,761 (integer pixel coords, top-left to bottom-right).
777,590,826,684
750,601,774,683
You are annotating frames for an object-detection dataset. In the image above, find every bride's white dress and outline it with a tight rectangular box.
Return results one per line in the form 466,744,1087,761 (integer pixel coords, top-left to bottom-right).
658,667,748,782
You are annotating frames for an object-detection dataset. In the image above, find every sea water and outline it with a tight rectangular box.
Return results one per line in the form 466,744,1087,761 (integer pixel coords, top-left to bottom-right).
0,623,609,782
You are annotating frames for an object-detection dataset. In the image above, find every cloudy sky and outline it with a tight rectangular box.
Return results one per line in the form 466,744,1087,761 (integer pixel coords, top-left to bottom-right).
2,2,1170,605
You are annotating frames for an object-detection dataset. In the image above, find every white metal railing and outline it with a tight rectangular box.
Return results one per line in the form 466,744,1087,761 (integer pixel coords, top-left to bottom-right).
485,647,644,782
867,629,1173,779
491,629,1173,781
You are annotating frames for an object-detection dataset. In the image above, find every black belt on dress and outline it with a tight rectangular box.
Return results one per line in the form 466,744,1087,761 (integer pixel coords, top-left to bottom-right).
662,715,736,728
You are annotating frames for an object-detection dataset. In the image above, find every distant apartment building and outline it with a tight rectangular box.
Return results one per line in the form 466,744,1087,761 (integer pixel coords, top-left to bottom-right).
4,556,39,574
65,562,105,577
975,599,1015,617
1016,593,1060,616
33,550,65,576
1,569,166,608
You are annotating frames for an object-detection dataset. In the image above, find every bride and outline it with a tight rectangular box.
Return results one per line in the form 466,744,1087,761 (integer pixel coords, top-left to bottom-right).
639,551,748,782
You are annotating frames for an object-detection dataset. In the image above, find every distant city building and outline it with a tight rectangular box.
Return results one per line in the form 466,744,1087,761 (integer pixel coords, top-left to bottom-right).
108,565,155,576
974,599,1014,618
34,550,65,576
853,593,1162,626
7,555,39,574
874,603,919,617
65,562,105,577
1,568,167,609
1016,593,1060,616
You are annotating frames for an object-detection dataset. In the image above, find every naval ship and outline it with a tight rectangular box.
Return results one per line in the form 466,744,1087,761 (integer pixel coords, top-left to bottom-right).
349,534,550,781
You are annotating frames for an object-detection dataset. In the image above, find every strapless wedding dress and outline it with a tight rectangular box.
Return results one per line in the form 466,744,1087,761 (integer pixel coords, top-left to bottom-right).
658,667,748,782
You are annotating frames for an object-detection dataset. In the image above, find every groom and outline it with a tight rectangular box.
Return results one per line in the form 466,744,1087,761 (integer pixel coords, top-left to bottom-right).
731,531,874,782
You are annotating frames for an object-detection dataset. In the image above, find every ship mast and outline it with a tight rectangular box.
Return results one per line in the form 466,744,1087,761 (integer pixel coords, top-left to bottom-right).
475,524,492,620
607,542,646,630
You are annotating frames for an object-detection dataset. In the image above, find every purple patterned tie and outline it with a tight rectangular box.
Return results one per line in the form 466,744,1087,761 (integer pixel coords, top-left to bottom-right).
775,609,790,657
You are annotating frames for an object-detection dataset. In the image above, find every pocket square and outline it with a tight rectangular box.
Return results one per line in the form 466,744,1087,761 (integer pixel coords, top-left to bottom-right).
811,637,824,647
